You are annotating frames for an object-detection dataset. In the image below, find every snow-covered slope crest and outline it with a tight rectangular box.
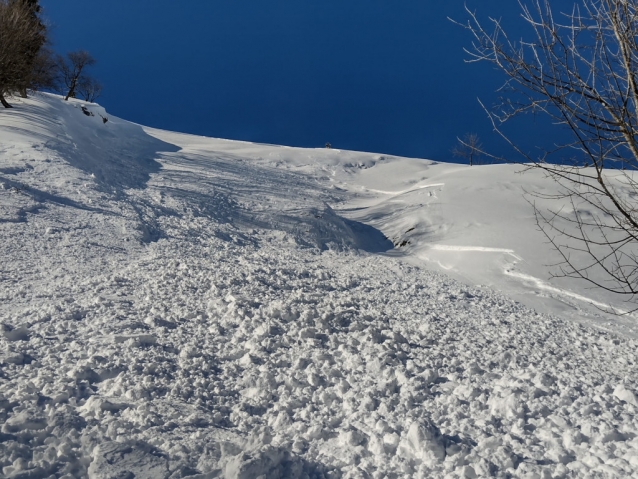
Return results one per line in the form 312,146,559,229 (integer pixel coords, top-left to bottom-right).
1,93,638,478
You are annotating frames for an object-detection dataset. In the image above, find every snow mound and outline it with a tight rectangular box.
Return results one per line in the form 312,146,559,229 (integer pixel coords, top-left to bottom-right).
1,93,637,478
269,204,392,252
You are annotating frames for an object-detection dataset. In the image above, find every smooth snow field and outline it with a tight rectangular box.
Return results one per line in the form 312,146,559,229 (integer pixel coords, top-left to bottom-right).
1,94,637,478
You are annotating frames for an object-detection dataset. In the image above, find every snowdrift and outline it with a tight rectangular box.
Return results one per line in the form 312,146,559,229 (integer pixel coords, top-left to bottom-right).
0,93,637,478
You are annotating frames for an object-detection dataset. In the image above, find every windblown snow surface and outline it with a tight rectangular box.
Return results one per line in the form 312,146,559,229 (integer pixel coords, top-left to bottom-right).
0,94,637,478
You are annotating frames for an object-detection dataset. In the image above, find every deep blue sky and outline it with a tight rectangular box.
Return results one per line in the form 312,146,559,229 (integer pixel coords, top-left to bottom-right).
39,1,571,162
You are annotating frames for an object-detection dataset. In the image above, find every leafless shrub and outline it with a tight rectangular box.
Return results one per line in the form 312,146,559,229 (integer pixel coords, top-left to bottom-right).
76,76,102,103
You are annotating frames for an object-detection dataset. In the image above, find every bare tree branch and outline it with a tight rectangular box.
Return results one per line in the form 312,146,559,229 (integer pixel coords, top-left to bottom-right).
457,0,638,304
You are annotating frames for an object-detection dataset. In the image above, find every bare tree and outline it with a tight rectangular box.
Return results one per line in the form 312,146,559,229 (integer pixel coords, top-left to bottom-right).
27,45,58,92
452,133,483,166
459,0,638,303
12,0,46,98
0,0,43,107
57,50,96,101
76,76,102,103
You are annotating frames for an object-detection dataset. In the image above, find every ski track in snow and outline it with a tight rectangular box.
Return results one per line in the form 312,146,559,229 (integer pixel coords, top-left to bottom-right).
0,94,637,478
362,183,446,197
503,270,632,317
428,245,523,262
424,246,622,315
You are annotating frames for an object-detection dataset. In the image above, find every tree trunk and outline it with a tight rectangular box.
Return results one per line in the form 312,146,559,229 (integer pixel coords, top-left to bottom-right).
19,88,27,98
65,78,77,101
0,93,12,108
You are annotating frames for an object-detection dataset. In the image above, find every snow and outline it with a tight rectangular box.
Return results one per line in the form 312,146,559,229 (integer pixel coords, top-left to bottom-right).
0,93,637,478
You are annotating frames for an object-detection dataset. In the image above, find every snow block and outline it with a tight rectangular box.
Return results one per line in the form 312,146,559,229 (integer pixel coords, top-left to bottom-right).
397,420,446,465
87,441,169,479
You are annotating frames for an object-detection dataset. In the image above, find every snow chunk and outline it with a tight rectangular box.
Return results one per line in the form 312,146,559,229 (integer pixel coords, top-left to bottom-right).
2,409,46,433
397,420,446,465
1,324,29,341
113,333,157,346
487,388,527,419
79,396,131,418
614,384,638,406
223,446,309,479
87,441,169,479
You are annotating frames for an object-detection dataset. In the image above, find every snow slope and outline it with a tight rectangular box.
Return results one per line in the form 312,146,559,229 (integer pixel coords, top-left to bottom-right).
0,93,637,478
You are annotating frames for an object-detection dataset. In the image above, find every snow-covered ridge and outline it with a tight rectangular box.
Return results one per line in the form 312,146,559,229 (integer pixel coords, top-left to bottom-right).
0,94,637,478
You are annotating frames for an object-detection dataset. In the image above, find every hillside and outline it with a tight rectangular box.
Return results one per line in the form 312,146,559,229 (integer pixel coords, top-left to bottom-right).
1,93,637,478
